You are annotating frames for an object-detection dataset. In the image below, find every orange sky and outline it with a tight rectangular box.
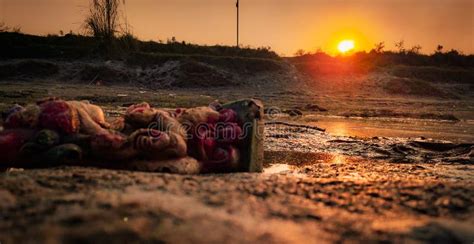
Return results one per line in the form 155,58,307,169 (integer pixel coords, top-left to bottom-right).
1,0,473,56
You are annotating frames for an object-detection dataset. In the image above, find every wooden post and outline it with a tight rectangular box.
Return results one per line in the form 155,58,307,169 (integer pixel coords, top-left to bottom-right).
236,0,239,47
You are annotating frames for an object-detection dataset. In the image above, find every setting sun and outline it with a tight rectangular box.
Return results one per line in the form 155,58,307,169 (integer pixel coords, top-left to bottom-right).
337,40,355,53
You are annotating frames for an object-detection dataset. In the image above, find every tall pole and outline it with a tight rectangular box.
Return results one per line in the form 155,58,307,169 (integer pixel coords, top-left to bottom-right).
123,0,129,33
236,0,239,47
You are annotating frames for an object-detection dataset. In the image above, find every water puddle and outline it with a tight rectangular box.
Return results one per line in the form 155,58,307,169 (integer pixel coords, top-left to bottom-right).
263,163,307,178
265,123,473,164
308,116,474,143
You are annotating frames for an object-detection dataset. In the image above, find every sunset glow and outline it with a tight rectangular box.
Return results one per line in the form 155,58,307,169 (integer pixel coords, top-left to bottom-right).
0,0,472,55
337,40,355,53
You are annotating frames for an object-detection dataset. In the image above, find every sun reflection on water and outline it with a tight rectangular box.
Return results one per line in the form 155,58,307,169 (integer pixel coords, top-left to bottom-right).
263,163,307,178
326,122,350,137
331,154,346,164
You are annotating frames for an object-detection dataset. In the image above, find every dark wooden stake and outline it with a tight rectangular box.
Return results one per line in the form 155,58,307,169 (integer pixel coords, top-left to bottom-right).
236,0,239,47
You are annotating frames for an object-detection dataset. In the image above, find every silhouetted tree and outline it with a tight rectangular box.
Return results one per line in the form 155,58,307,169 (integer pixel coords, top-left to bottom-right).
313,47,324,54
395,40,405,54
372,42,385,53
85,0,121,40
294,49,306,56
409,45,422,54
447,49,460,55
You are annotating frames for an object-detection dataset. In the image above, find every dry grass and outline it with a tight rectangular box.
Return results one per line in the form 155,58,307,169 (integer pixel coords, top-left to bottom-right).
84,0,121,41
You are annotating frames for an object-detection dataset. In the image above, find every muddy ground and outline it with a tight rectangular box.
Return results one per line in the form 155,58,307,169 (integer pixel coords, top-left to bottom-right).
0,78,473,243
0,132,473,243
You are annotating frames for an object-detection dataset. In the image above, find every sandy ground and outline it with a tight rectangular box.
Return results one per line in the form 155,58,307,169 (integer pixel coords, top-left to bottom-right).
0,81,473,243
0,124,473,243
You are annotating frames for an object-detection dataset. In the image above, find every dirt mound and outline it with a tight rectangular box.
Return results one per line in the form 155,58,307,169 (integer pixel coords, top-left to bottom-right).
384,78,458,99
1,58,282,88
176,60,234,87
0,60,59,79
136,60,236,88
76,64,130,84
391,65,474,84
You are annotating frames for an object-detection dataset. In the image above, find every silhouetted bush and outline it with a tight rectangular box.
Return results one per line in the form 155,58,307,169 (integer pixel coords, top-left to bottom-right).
0,22,21,33
84,0,120,41
0,32,279,60
290,46,473,86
